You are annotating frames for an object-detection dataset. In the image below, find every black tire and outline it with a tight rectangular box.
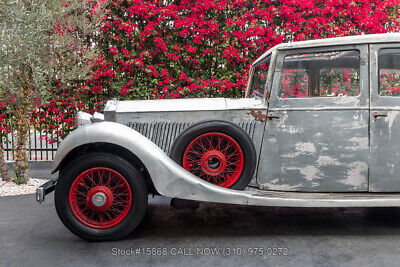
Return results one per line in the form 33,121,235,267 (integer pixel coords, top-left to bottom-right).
170,120,256,190
54,152,148,241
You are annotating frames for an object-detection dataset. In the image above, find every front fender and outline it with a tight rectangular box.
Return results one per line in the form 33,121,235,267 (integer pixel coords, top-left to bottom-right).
52,121,255,204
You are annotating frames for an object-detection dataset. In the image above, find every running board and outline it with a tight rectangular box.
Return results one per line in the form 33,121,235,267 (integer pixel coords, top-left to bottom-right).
197,187,400,208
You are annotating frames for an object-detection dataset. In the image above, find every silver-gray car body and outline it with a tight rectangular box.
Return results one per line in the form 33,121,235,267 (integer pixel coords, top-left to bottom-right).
52,33,400,207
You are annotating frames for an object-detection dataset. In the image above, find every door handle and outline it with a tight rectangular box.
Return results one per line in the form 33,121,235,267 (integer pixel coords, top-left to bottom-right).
374,112,388,118
266,115,280,120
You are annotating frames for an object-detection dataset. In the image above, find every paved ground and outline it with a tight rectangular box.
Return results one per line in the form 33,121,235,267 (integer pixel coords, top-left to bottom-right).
2,162,57,180
28,168,58,180
2,193,400,266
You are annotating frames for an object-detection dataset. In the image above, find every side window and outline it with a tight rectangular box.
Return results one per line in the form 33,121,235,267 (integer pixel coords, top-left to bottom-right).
247,58,270,98
319,68,360,97
278,51,360,98
378,48,400,96
279,69,309,98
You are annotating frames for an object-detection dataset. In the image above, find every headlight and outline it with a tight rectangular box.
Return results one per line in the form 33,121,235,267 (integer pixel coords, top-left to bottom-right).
76,111,105,127
76,111,92,127
91,112,105,122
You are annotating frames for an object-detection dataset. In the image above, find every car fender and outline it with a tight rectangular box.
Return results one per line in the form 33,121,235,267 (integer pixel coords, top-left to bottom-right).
52,121,256,204
50,121,400,207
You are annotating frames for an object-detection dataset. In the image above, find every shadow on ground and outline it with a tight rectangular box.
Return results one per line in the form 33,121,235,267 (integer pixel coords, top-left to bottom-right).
138,201,400,238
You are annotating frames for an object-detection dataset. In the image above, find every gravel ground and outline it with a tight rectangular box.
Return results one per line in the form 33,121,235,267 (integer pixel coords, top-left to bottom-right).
0,178,48,197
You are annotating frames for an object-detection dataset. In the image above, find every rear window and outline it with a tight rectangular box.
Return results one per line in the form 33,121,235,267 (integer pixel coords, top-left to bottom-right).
379,48,400,96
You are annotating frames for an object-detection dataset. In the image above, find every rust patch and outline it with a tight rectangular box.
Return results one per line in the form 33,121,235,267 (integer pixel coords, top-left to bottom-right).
248,110,280,122
265,91,270,101
248,110,267,122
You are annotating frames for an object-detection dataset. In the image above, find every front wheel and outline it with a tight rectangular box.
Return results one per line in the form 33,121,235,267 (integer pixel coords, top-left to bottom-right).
55,153,148,241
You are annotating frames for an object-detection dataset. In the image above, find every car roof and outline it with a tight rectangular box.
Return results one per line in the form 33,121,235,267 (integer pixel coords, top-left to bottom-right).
253,33,400,66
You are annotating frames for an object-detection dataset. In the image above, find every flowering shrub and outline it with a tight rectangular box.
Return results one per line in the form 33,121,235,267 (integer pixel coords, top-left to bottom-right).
277,0,400,41
95,0,284,100
0,101,9,138
35,0,400,138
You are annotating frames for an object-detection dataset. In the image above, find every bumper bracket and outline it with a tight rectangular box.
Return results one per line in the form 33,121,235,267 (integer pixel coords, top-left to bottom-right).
36,179,58,204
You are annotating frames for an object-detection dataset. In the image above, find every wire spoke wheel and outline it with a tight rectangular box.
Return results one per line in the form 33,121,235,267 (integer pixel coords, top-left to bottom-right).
68,167,132,229
183,132,244,188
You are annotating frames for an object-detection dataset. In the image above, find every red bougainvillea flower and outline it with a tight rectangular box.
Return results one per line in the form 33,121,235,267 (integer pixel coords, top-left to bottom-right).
33,0,400,139
109,46,118,56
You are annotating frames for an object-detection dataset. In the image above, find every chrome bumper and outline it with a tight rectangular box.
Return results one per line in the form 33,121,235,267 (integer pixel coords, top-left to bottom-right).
36,179,58,204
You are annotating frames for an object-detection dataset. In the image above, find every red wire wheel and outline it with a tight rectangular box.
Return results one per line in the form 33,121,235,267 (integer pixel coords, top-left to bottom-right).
68,167,132,229
183,132,244,188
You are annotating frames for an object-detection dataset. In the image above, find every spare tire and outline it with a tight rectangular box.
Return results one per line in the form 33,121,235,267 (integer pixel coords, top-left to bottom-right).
170,120,256,190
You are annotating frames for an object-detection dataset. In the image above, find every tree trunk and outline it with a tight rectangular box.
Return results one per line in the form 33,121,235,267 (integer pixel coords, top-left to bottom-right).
14,118,30,184
0,144,10,181
13,92,31,184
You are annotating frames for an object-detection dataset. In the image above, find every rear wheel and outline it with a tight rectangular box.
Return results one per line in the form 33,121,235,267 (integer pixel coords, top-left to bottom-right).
170,120,256,190
55,153,147,241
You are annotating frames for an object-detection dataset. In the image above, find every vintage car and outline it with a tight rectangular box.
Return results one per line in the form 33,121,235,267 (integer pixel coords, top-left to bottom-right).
37,33,400,241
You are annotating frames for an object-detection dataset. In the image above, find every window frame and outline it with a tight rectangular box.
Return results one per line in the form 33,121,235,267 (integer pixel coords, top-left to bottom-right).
370,43,400,109
245,55,272,100
268,44,369,110
277,50,361,99
377,48,400,97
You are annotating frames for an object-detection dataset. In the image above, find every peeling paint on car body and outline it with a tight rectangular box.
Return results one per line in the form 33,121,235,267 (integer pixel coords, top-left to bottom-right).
368,43,400,192
101,34,400,195
257,42,371,192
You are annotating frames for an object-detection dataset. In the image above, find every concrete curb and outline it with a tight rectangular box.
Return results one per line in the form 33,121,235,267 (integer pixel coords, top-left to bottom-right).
6,161,53,170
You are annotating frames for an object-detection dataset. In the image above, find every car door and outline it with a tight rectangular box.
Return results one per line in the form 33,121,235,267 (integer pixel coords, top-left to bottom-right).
257,45,370,192
369,44,400,192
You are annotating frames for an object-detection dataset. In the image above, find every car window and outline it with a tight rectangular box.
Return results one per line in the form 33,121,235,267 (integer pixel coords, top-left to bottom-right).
319,68,360,97
379,48,400,96
247,58,270,98
278,50,360,98
279,69,309,98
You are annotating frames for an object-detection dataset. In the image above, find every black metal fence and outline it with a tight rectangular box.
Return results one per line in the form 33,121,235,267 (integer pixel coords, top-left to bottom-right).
2,128,60,161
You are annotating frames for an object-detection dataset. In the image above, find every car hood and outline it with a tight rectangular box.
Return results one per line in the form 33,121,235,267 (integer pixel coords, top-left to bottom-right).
104,98,265,114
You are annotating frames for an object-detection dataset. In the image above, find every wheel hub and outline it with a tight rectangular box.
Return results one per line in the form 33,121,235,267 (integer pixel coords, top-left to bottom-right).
86,186,114,212
207,157,221,169
200,150,227,176
92,192,107,207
